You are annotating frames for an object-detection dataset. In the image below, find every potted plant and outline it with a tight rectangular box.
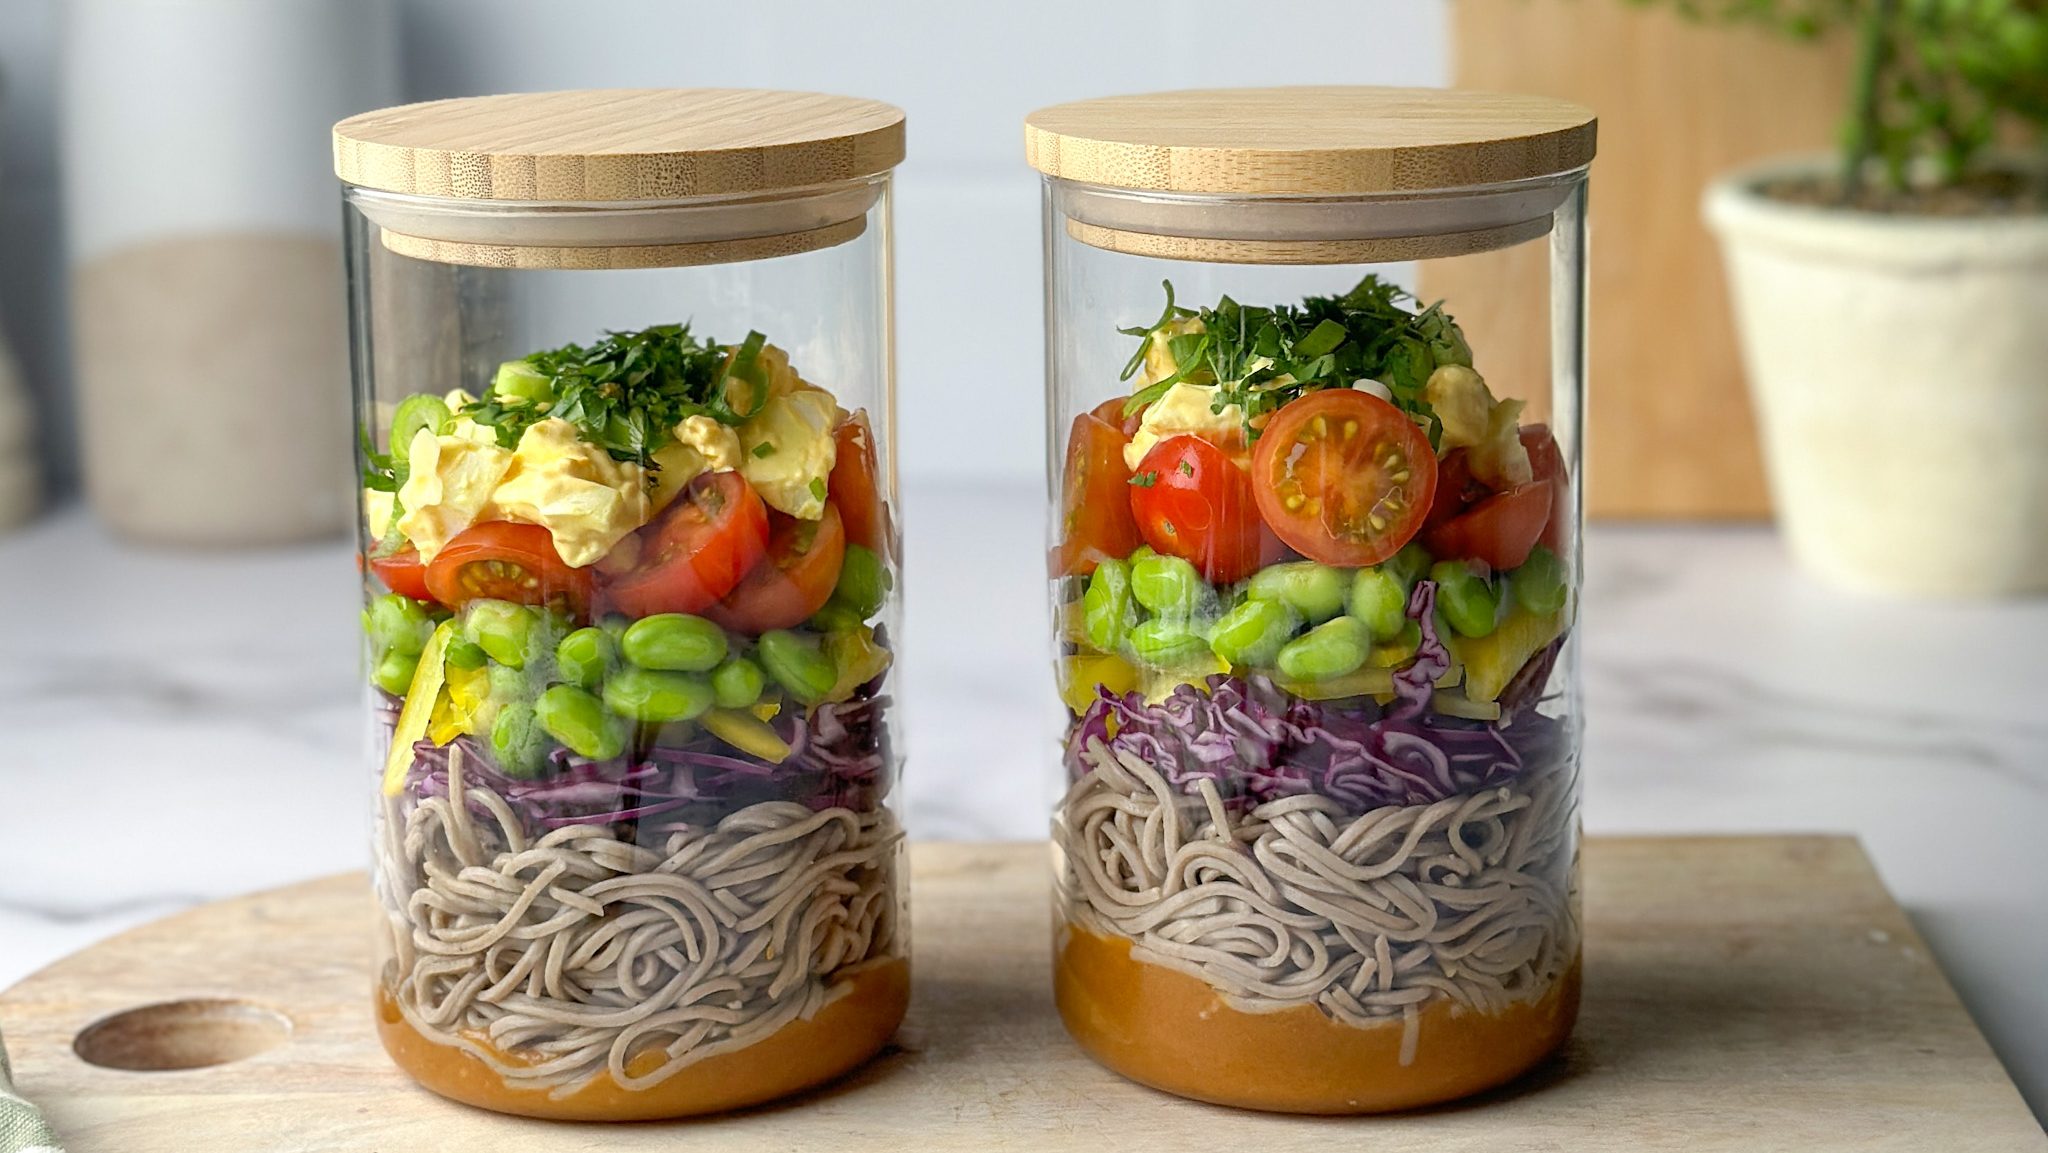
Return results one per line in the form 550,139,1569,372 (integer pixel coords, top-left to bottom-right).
1681,0,2048,597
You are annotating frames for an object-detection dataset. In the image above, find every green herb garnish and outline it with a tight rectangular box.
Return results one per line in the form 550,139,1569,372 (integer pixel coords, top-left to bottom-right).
1117,273,1470,447
809,477,829,502
1129,471,1158,488
752,441,777,459
1176,459,1194,477
464,323,768,470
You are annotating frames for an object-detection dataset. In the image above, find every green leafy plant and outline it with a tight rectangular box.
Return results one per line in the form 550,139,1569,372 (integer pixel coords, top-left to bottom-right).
1631,0,2048,199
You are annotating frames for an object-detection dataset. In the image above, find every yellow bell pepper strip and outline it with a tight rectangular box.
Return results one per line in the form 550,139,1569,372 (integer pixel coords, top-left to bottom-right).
382,622,454,796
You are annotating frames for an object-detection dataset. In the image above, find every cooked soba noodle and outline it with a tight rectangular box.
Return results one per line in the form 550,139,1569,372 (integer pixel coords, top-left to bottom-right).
376,746,902,1097
1056,737,1578,1065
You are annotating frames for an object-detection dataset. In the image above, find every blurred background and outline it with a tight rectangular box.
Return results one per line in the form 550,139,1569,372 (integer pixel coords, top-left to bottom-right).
0,0,2044,1118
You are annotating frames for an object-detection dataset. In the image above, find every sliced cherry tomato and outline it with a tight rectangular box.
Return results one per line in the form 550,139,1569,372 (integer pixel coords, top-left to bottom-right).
1053,410,1144,577
424,523,592,616
1251,390,1437,568
602,471,770,617
1521,425,1571,554
706,504,847,634
1090,396,1144,438
367,549,433,602
830,410,890,557
1129,435,1264,584
1425,478,1554,571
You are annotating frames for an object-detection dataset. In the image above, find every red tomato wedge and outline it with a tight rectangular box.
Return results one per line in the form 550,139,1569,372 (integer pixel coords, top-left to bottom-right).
367,548,433,602
830,410,890,558
602,471,770,617
706,504,847,634
1521,425,1571,554
424,523,592,616
1251,390,1437,568
1090,396,1144,438
1053,409,1144,577
1425,479,1554,571
1129,435,1264,584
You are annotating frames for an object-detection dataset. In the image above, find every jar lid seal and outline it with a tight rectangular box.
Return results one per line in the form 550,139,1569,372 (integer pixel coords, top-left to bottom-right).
335,88,905,202
1024,87,1594,196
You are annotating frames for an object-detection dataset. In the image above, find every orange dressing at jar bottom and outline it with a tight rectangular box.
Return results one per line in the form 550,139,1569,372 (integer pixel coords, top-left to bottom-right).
1056,925,1578,1114
376,959,909,1121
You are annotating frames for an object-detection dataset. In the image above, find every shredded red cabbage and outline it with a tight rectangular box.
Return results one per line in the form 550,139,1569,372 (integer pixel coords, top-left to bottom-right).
1065,580,1568,813
402,692,893,834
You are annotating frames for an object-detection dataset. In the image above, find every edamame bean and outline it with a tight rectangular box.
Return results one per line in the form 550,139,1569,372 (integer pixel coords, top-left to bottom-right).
602,668,715,724
1276,616,1372,681
388,393,452,454
489,702,547,779
371,649,419,696
1128,618,1210,668
535,684,627,760
1246,562,1348,623
1384,542,1434,593
465,600,538,669
1082,558,1136,652
1430,561,1502,638
621,613,728,672
1348,567,1409,642
756,630,837,704
1368,619,1424,668
444,638,489,671
367,594,433,657
1511,545,1568,615
554,627,616,690
492,359,553,404
829,544,892,620
711,657,767,710
1130,554,1203,618
1207,598,1300,667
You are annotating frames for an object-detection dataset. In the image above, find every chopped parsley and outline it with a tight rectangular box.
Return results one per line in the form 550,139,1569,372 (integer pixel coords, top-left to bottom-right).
752,441,777,459
463,323,771,471
1129,471,1158,488
1117,273,1469,447
1176,459,1194,477
809,476,829,502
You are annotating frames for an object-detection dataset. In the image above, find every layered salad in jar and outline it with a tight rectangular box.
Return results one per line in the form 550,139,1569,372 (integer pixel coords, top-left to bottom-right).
358,325,902,1119
1052,276,1579,1113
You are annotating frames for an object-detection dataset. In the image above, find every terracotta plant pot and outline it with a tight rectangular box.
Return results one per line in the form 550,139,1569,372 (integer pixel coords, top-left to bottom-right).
1705,156,2048,598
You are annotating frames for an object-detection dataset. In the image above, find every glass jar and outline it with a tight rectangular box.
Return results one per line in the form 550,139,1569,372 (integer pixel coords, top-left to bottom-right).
335,90,907,1120
1029,87,1594,1113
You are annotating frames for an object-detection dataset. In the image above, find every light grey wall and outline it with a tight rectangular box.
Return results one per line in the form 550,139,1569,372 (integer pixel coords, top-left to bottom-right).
1,0,1445,492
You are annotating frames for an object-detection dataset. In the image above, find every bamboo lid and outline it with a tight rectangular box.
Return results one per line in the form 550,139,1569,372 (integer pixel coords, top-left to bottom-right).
334,88,905,202
1024,87,1595,196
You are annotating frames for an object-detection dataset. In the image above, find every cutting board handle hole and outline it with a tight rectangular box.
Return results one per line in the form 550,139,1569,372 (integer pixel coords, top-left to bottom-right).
73,999,292,1072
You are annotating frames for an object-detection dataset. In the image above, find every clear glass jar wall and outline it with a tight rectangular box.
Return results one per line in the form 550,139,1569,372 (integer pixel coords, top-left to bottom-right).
346,184,907,1120
1044,177,1588,1113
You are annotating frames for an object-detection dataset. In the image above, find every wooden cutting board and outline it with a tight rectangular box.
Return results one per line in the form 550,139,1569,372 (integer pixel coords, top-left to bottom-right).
1427,0,1862,518
2,837,2040,1152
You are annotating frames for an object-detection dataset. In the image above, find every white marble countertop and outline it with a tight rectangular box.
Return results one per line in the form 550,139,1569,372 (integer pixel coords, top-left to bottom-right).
1,486,2043,1122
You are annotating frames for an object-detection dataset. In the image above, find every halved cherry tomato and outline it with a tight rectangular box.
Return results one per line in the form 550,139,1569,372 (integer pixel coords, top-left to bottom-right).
1129,435,1264,584
1425,478,1554,571
424,523,592,616
1251,390,1437,568
1422,448,1490,538
830,410,890,557
1053,410,1144,577
1521,425,1571,554
367,548,433,602
602,471,770,617
706,504,847,634
1090,396,1144,438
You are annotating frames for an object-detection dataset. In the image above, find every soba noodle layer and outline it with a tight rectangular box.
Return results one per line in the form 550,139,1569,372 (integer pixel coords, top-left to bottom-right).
375,747,903,1098
1056,737,1577,1064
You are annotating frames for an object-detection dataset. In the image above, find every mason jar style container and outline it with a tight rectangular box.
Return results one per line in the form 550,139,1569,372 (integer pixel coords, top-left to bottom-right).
334,89,907,1120
1028,88,1595,1113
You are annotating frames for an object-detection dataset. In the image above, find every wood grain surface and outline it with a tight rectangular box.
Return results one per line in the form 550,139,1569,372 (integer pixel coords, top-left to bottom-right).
1025,87,1595,195
2,838,2040,1152
333,89,905,202
1429,1,1861,517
